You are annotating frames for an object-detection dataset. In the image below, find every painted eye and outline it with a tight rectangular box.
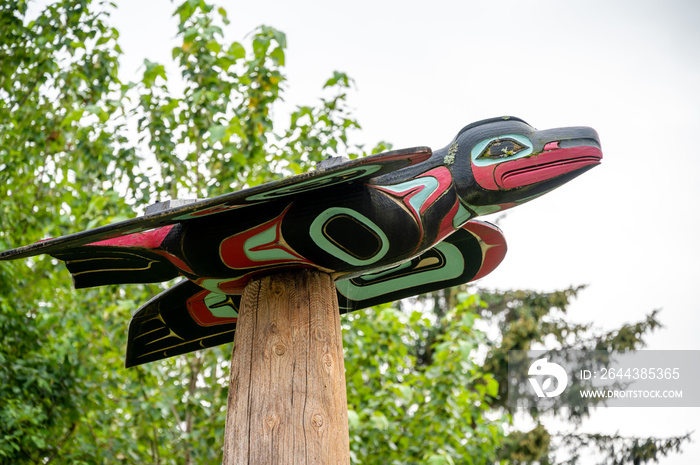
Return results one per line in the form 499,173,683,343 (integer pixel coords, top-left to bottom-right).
479,139,527,160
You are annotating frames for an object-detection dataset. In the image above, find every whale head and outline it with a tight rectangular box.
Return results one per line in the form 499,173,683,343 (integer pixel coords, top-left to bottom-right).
448,116,602,216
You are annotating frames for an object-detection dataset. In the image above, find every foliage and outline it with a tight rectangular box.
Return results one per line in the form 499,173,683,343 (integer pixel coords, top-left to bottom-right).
1,1,142,462
474,287,687,463
0,1,690,464
138,1,364,198
0,1,365,463
347,283,690,465
343,295,504,465
556,431,692,465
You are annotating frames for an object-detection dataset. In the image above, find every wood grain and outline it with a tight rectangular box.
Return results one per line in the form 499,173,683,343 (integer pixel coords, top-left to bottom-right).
223,270,350,465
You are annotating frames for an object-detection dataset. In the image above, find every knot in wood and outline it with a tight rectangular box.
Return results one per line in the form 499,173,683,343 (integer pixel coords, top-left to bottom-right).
322,353,333,368
266,413,279,429
270,279,285,296
273,343,286,356
313,328,325,341
311,413,324,429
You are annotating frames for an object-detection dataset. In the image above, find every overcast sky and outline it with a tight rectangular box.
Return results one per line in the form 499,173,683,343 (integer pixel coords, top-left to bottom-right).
104,1,700,462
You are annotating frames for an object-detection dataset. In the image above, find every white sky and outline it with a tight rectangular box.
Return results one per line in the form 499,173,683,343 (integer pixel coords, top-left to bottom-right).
106,0,700,462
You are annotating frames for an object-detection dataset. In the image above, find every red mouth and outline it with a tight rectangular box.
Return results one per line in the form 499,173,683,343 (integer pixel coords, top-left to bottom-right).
495,145,602,189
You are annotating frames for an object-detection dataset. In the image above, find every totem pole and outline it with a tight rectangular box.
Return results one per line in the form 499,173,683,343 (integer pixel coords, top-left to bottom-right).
0,116,602,464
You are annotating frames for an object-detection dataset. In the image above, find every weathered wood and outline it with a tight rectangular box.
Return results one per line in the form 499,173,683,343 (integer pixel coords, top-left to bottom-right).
223,270,350,465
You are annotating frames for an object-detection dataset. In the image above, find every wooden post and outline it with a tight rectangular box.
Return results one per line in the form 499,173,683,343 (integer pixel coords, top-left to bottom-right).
223,270,350,465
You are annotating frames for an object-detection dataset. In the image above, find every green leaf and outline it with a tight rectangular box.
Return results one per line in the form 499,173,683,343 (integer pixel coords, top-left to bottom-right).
370,411,389,430
324,71,351,89
205,40,221,53
62,108,84,126
142,59,166,87
183,26,199,42
85,104,102,114
208,124,227,142
270,47,285,66
216,56,235,71
229,42,246,60
347,409,359,429
174,1,196,23
485,377,499,397
31,435,46,449
217,7,229,24
426,454,455,465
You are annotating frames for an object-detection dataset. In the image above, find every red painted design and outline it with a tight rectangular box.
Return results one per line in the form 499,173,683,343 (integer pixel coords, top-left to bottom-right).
435,200,461,243
471,145,602,191
90,225,175,248
463,221,507,281
193,277,248,295
219,206,312,270
373,167,454,225
419,167,453,214
495,146,602,189
195,266,315,295
216,278,251,295
151,249,195,274
373,167,455,255
186,289,238,326
471,164,499,191
193,276,251,295
87,225,195,274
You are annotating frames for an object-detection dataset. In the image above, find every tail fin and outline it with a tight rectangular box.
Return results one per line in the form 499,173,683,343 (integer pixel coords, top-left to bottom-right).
126,280,240,367
52,246,180,288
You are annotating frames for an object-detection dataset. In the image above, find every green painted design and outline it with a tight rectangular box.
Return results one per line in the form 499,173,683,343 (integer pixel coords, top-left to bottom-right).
358,261,413,281
470,134,533,167
465,186,559,217
197,278,231,294
204,293,238,318
243,224,298,262
452,202,473,228
309,207,389,266
335,241,464,301
465,203,503,216
379,176,439,214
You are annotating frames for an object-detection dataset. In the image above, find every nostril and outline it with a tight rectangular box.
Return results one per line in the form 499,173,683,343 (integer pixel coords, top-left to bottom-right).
543,142,560,151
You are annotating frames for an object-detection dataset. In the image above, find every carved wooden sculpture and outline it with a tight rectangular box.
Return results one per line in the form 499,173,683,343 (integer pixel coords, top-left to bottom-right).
0,116,602,367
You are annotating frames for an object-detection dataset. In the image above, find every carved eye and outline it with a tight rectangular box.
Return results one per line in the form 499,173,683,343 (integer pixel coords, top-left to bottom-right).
479,139,527,160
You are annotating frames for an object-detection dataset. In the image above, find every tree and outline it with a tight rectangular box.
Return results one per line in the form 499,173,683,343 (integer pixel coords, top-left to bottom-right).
0,1,690,464
341,284,691,464
1,1,362,463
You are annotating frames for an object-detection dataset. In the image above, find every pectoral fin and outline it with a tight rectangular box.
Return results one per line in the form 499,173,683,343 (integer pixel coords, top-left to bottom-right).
125,280,240,367
335,220,507,311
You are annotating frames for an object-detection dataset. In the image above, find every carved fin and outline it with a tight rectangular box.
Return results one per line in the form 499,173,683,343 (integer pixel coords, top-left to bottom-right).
125,280,240,367
335,220,507,312
51,246,180,288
